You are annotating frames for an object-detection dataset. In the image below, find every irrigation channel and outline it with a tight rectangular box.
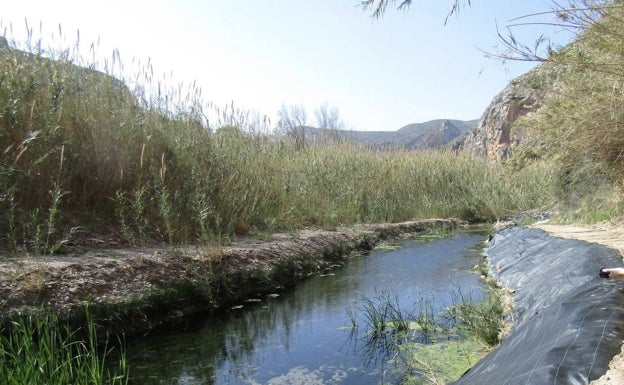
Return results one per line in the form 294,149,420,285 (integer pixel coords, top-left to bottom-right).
124,229,491,385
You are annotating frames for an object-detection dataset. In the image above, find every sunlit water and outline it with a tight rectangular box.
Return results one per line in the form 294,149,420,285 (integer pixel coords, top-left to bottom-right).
125,230,489,385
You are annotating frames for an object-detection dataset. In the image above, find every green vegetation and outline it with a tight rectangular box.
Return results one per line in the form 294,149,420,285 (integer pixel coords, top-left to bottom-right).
361,0,624,224
0,310,128,385
0,35,555,255
398,336,485,385
350,287,504,385
5,1,624,381
446,288,504,347
505,1,624,223
0,29,552,383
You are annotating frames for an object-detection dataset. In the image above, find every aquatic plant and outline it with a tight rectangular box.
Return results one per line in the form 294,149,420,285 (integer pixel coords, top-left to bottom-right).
446,288,505,346
0,310,129,385
359,289,417,337
352,286,505,385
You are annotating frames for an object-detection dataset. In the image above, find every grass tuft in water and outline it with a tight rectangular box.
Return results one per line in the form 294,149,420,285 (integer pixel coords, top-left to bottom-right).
359,289,417,337
445,288,505,346
352,287,505,385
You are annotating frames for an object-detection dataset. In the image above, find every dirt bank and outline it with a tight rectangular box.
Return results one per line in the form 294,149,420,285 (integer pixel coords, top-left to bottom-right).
0,219,459,336
531,221,624,385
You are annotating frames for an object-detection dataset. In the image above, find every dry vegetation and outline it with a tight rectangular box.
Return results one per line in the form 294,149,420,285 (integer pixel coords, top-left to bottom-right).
513,0,624,223
0,32,556,256
3,1,624,383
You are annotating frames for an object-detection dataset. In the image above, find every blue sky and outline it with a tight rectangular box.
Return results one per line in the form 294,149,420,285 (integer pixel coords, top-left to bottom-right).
1,0,572,131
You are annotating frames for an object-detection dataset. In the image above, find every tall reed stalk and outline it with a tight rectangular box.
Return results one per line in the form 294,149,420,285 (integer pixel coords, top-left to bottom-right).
0,29,556,253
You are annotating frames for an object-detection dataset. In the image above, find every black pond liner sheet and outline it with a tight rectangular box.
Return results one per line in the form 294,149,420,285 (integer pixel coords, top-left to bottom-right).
451,226,624,385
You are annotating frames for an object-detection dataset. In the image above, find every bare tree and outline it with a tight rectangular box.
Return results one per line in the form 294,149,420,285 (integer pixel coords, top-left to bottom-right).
315,103,345,130
314,103,345,144
278,104,308,149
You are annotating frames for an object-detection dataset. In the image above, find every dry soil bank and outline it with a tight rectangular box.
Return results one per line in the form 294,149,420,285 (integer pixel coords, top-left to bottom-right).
0,219,459,336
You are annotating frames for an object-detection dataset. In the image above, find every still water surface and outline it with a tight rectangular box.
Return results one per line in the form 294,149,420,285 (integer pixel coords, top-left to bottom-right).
125,230,489,385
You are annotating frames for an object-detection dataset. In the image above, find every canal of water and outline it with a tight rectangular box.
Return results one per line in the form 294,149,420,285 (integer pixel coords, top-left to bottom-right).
124,229,490,384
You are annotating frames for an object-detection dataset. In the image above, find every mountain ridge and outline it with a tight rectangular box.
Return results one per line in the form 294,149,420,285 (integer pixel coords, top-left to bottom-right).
304,118,478,150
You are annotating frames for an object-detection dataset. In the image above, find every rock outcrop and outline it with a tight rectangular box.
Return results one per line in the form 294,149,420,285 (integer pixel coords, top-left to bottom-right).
460,65,559,161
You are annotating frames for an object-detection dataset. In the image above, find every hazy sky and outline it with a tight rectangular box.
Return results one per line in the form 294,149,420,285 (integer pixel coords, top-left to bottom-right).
2,1,572,131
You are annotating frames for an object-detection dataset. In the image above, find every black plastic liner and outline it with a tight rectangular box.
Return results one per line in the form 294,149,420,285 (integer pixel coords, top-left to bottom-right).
452,226,624,385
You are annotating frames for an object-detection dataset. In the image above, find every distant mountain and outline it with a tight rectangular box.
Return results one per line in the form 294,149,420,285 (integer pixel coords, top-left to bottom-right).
304,119,478,150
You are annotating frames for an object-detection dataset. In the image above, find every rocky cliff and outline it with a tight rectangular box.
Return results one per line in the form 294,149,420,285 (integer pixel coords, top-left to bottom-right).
459,65,559,161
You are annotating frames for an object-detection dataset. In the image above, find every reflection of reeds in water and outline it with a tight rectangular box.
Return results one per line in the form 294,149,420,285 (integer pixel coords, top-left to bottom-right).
344,289,433,373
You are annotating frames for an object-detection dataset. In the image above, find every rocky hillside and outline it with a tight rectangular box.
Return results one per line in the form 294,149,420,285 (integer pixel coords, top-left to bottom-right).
303,60,560,157
315,61,560,159
305,119,478,150
458,64,560,161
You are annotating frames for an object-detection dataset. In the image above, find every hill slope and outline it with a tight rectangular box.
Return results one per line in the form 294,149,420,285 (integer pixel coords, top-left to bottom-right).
305,119,478,149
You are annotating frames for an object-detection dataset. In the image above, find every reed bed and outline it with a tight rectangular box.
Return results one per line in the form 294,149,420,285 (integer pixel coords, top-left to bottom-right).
0,33,556,253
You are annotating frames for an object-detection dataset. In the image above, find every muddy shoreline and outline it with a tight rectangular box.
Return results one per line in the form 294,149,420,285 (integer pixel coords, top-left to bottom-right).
0,219,462,337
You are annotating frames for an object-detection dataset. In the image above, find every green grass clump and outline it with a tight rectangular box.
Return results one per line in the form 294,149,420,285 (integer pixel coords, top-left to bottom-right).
446,288,505,347
350,286,505,385
0,311,128,385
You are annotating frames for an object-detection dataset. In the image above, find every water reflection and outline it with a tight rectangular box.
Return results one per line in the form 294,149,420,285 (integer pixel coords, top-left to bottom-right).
125,230,488,385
